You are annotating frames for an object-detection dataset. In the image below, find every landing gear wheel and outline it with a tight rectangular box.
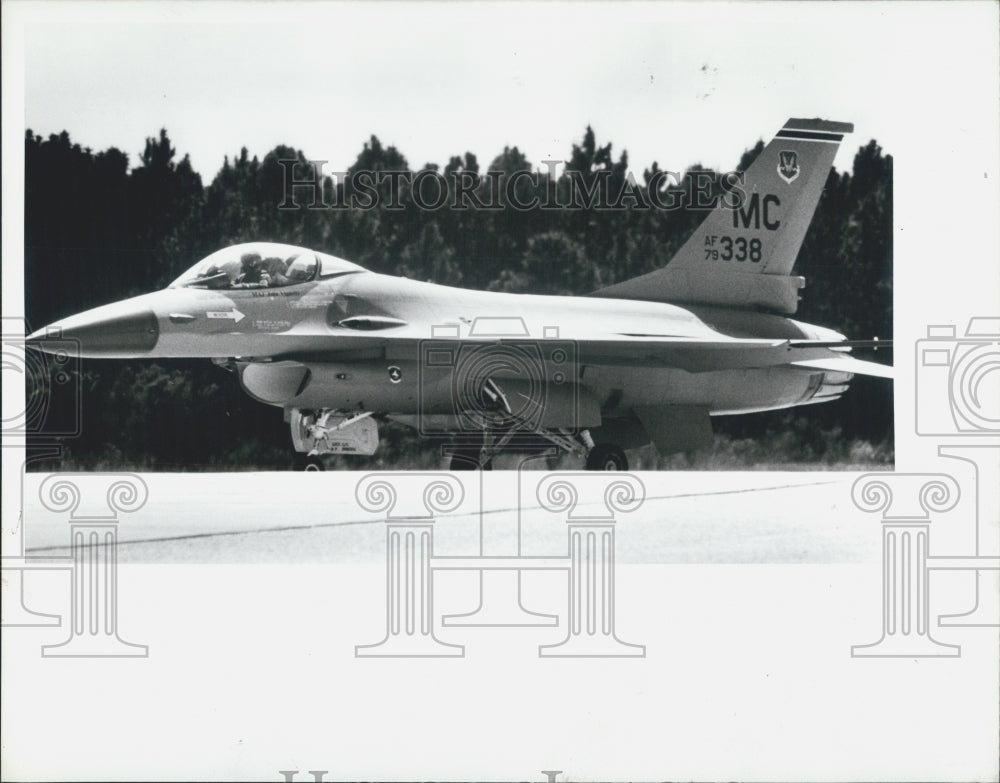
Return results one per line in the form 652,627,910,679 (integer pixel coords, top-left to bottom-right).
448,448,493,471
585,444,628,471
304,456,326,472
294,453,326,471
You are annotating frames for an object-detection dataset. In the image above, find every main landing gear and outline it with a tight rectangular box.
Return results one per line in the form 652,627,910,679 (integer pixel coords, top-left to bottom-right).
584,443,629,471
442,377,630,470
288,407,631,471
447,429,629,471
448,447,494,471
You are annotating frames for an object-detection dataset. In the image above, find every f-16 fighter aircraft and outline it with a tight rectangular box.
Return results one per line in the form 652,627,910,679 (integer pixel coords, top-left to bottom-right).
28,118,892,470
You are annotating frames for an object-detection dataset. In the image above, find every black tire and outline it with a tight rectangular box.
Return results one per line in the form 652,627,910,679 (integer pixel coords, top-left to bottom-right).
294,453,326,471
448,448,492,471
585,444,628,471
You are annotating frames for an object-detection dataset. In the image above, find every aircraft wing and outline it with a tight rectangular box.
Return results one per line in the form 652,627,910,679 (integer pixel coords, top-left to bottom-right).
568,337,843,372
293,331,893,376
567,337,893,375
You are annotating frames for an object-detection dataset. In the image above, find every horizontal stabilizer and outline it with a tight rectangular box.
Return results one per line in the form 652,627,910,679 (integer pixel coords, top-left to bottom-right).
790,339,892,350
792,357,894,379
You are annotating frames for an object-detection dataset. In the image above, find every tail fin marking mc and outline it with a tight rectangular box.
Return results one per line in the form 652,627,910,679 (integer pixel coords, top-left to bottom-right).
592,118,853,314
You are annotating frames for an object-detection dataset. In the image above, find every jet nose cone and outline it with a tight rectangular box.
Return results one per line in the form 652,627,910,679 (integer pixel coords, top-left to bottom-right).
27,304,159,357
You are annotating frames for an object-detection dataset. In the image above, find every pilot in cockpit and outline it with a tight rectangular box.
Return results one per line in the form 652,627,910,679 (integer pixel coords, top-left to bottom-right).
261,256,290,286
235,252,270,288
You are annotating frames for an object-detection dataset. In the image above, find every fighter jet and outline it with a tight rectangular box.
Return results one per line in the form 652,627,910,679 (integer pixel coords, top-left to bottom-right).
28,118,892,470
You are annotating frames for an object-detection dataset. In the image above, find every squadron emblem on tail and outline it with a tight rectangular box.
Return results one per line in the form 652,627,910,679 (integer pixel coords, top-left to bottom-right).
777,150,800,184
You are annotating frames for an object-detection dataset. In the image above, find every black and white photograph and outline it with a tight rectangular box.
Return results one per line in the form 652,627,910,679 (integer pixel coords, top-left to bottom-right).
2,1,998,781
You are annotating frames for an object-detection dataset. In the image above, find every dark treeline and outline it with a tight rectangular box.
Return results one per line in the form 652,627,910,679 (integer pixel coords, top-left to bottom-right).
24,127,892,469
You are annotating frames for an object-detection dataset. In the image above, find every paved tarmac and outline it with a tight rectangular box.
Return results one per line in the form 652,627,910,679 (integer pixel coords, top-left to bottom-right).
20,471,878,564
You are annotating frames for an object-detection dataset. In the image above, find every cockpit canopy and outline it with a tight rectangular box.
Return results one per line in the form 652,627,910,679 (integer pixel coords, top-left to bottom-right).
169,243,365,290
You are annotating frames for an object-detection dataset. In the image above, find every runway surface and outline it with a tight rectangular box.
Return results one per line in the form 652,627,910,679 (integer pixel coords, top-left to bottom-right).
6,469,997,783
18,471,880,564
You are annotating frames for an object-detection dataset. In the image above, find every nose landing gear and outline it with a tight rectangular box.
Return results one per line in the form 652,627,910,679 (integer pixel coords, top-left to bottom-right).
445,428,629,472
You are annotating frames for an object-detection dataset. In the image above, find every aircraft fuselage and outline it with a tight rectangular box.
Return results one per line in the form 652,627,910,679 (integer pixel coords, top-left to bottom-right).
30,268,847,421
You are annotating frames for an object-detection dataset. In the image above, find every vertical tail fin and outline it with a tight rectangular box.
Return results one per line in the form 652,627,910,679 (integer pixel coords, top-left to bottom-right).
593,118,853,314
